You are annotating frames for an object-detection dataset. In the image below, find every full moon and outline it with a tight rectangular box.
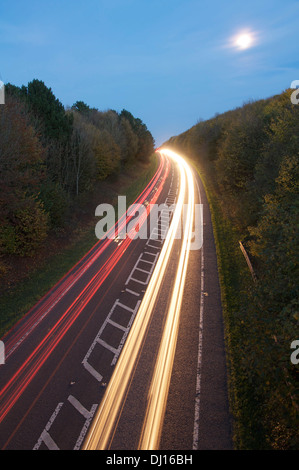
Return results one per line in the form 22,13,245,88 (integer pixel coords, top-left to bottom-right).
235,33,253,50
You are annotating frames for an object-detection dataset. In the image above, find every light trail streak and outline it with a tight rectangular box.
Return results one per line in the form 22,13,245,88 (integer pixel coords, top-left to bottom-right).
138,150,194,450
82,149,195,450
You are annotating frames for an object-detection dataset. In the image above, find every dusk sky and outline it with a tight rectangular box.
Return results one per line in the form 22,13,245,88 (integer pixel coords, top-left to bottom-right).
1,0,299,145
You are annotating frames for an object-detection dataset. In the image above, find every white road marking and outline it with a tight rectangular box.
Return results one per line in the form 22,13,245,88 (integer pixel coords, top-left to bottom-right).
111,300,141,366
97,338,119,356
73,402,98,451
82,361,103,383
33,402,63,450
125,288,140,297
34,172,178,450
38,430,60,450
68,395,96,421
116,301,135,313
135,266,153,275
67,396,98,450
192,169,204,450
107,318,128,332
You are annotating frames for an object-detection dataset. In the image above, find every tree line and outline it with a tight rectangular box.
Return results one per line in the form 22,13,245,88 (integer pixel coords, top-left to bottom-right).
0,79,154,258
166,88,298,449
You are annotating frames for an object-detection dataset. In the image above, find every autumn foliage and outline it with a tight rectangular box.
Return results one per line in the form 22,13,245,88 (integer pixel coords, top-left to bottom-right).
0,96,48,256
0,79,154,258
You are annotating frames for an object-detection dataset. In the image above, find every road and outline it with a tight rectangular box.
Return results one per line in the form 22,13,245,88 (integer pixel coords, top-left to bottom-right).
0,149,232,451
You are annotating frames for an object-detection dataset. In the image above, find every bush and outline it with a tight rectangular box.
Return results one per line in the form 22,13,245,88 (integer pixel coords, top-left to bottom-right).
39,182,69,228
13,199,49,257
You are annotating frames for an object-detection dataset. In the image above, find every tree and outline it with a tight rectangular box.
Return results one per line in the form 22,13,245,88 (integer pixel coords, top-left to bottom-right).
25,79,73,142
6,79,75,192
72,101,92,115
120,109,154,163
0,96,49,255
93,129,121,180
119,116,138,164
70,112,97,195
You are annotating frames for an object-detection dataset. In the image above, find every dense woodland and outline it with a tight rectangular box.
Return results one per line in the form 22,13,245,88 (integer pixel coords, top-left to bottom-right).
166,88,298,449
0,79,154,261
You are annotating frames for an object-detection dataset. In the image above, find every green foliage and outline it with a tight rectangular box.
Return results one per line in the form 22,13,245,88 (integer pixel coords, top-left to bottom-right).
39,182,69,228
0,95,48,256
72,100,93,115
247,156,299,448
1,79,155,261
25,79,73,142
13,198,49,256
119,116,139,164
0,224,17,255
120,109,154,163
93,129,121,179
0,198,49,257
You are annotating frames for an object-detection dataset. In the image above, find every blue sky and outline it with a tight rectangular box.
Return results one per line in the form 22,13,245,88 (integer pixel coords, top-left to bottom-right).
1,0,299,145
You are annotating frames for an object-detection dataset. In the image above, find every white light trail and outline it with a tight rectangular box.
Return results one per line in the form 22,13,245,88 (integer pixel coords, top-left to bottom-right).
82,149,195,450
138,149,195,449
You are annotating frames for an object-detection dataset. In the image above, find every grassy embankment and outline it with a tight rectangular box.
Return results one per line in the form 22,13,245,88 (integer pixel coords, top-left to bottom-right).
0,154,158,338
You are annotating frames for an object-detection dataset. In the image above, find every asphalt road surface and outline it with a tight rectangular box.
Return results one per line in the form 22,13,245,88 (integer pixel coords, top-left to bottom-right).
0,149,232,451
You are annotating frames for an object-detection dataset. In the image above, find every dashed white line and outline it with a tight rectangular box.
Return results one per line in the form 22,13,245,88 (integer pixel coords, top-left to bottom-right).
125,288,140,297
192,169,204,450
33,402,63,450
34,174,179,451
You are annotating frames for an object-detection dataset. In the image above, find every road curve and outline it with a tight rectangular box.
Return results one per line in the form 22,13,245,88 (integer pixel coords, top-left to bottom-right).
0,148,233,451
0,154,171,449
83,150,195,450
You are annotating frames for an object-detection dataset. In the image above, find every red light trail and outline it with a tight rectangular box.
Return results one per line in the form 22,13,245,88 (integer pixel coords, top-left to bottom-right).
0,154,169,426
